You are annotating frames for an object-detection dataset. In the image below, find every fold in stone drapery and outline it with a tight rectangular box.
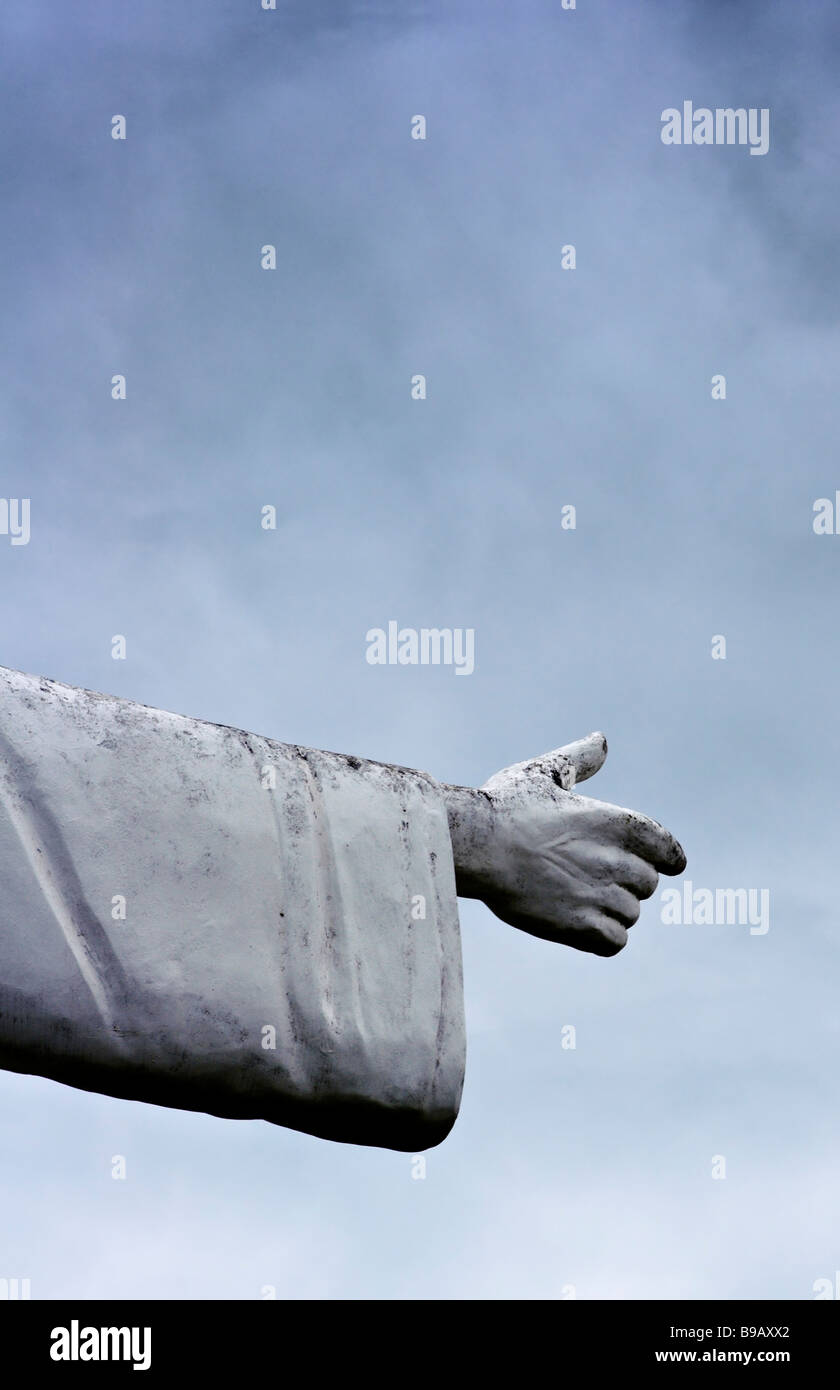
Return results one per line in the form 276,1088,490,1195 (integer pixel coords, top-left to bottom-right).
0,666,466,1150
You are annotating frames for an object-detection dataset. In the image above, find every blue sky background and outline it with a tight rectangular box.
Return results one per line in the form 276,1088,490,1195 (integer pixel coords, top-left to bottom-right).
0,0,837,1299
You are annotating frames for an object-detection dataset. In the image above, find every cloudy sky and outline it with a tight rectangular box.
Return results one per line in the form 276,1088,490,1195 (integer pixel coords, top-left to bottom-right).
0,0,837,1299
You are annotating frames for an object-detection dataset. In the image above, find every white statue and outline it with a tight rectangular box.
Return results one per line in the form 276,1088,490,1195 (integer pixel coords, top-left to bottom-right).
0,665,685,1151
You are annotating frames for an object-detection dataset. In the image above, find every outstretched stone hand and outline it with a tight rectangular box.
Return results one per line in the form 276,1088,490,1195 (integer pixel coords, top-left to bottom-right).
443,733,686,957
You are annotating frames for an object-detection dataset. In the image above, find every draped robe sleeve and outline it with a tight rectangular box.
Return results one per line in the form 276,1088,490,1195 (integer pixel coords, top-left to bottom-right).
0,666,466,1151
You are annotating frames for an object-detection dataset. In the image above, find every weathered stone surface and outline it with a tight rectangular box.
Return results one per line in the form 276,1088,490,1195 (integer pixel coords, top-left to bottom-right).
0,666,465,1151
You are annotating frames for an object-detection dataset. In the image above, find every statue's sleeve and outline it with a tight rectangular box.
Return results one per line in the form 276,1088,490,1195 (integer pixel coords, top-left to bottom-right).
0,666,466,1151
